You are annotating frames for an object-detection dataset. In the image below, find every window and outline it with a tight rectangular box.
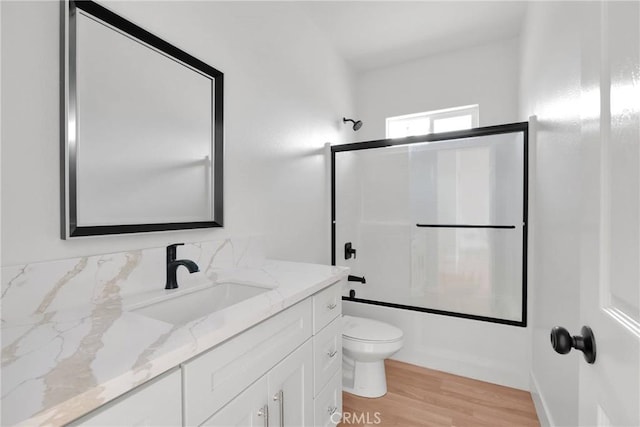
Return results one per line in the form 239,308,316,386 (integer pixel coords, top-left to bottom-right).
386,104,479,138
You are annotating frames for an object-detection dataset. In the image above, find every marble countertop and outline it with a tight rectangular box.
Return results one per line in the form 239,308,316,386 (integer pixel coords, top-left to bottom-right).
1,259,348,426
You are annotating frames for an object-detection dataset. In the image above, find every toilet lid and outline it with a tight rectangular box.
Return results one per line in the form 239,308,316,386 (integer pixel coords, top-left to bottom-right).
343,315,403,342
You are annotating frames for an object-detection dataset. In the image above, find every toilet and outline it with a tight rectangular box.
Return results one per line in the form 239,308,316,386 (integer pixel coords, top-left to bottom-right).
342,315,404,398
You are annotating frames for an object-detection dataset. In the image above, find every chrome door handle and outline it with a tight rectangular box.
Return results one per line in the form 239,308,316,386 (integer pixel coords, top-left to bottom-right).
327,349,338,358
327,302,337,310
272,390,284,427
257,404,269,427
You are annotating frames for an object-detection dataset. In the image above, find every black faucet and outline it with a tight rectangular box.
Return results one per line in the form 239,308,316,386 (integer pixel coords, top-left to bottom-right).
165,243,200,290
348,275,366,284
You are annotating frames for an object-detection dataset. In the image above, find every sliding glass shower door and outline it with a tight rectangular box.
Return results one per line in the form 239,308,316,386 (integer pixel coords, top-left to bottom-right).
332,124,527,326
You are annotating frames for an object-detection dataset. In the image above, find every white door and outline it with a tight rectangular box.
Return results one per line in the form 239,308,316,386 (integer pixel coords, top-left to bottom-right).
268,340,314,427
575,2,640,425
201,376,269,427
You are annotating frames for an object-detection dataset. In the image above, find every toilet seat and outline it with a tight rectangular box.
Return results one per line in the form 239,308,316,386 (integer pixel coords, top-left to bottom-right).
343,315,403,343
343,335,403,345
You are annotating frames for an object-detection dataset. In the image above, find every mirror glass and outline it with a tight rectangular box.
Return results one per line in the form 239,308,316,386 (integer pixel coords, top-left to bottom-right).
64,1,223,238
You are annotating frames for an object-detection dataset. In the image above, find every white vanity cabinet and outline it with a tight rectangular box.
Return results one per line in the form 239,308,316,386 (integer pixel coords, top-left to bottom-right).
182,299,313,426
202,340,314,427
194,281,343,427
312,281,342,333
69,369,182,427
197,281,343,427
267,340,314,427
313,370,342,427
313,316,342,396
200,376,269,427
311,283,343,426
69,280,344,427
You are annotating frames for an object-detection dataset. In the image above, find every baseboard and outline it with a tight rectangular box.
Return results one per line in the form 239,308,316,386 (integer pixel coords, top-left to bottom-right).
389,344,530,391
530,370,553,427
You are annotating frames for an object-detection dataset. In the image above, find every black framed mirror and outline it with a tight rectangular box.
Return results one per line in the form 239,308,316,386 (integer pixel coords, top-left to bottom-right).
62,0,224,238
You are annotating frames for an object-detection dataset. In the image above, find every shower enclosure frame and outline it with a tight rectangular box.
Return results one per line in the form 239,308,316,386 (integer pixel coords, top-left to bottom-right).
331,121,529,327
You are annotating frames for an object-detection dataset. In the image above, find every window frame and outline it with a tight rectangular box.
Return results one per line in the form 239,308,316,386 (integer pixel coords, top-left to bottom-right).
385,104,479,139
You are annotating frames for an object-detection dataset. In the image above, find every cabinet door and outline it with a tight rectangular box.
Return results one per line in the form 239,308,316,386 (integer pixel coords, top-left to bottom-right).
313,316,342,396
268,340,314,427
314,370,342,427
183,299,312,426
201,376,268,427
70,369,181,427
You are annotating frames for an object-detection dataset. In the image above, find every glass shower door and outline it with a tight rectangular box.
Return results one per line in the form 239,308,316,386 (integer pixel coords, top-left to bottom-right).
333,124,527,326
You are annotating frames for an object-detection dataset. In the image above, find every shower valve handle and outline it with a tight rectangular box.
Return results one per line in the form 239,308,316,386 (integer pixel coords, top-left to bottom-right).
345,242,357,260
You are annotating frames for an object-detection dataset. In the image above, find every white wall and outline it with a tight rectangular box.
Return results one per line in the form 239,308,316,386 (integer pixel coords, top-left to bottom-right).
519,3,585,426
344,300,531,389
1,1,355,267
342,37,530,390
355,38,520,141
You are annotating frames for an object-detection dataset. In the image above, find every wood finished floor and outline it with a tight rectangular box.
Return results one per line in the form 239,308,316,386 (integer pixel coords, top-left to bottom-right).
340,360,540,427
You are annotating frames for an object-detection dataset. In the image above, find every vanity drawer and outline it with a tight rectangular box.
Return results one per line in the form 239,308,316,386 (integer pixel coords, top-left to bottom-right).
182,299,312,426
313,316,342,396
313,281,342,333
313,369,342,427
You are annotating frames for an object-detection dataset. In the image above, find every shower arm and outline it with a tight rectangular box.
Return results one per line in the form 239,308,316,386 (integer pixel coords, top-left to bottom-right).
342,117,363,131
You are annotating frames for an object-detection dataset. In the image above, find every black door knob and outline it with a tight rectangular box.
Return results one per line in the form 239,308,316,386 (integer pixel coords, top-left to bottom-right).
550,325,596,364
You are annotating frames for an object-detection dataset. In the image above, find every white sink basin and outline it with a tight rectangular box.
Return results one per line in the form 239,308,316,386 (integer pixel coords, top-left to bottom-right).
131,282,270,325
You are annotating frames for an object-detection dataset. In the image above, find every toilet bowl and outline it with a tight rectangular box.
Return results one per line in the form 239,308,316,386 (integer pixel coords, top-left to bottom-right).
342,315,403,398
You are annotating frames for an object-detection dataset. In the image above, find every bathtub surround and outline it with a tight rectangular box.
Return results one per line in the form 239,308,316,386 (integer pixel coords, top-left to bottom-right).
1,238,348,426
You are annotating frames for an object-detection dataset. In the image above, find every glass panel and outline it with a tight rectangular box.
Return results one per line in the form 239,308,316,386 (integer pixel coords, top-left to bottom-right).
353,226,522,321
387,116,430,138
408,227,522,321
409,133,523,226
334,130,525,323
433,114,473,133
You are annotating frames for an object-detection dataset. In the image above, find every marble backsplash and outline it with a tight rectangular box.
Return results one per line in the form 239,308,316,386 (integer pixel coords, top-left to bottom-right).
1,237,265,322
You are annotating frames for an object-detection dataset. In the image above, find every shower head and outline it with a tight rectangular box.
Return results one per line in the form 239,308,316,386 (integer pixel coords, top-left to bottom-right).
343,117,363,131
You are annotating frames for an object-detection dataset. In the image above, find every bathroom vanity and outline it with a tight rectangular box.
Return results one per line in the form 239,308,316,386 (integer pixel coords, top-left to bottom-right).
72,283,343,427
0,240,348,427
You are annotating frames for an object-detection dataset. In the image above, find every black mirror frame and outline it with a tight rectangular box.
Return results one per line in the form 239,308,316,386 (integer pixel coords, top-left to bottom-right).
61,0,224,238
